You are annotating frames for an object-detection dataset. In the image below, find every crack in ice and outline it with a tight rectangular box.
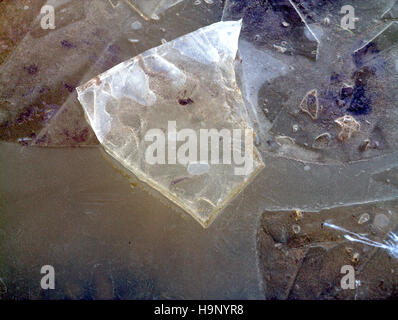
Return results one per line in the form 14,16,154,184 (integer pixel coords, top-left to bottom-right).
324,222,398,259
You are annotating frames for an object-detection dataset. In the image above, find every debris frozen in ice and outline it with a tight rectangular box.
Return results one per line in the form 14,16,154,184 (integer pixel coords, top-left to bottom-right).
224,0,398,163
299,89,320,120
77,20,264,227
358,213,370,224
292,224,301,234
0,0,223,147
258,200,398,299
313,132,331,149
353,22,398,64
352,252,360,264
334,115,360,141
2,0,398,300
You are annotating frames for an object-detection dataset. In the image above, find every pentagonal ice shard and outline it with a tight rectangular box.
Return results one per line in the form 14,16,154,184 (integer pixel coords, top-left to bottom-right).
77,20,264,227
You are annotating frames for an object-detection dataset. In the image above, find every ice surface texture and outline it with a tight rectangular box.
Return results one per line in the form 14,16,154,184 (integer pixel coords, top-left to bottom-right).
224,0,398,164
77,20,264,228
0,0,215,147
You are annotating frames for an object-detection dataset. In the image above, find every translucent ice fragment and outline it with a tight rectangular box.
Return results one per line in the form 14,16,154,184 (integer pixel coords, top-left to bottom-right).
77,20,264,227
300,89,319,120
223,1,398,164
324,223,398,259
334,115,360,141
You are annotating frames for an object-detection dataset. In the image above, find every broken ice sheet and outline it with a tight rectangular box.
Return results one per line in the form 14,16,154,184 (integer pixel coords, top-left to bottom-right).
258,200,398,299
77,20,264,228
324,223,398,259
0,0,223,147
225,0,398,163
354,22,398,66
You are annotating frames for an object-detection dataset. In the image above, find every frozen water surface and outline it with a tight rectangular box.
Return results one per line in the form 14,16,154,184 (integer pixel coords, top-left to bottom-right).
1,0,398,299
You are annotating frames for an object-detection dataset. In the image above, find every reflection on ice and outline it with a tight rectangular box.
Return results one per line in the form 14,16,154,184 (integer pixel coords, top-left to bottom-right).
325,223,398,259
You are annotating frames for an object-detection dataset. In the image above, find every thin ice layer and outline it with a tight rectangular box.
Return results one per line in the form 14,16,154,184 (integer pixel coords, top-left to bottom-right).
224,0,398,164
0,0,221,147
77,20,264,228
